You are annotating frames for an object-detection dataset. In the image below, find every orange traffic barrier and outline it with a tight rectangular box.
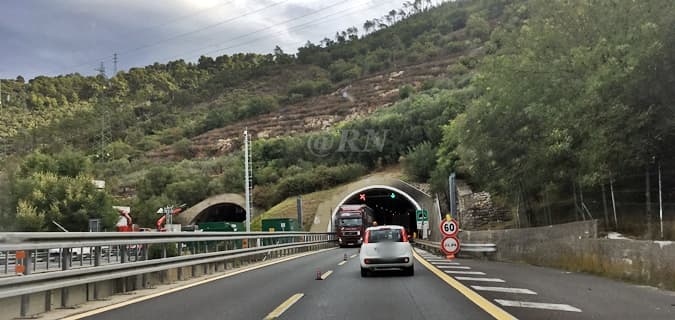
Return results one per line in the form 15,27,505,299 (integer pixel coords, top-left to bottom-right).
15,251,26,274
15,251,25,259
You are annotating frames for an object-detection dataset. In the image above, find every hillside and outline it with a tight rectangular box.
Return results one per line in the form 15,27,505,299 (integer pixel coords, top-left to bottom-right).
148,54,460,160
2,0,674,239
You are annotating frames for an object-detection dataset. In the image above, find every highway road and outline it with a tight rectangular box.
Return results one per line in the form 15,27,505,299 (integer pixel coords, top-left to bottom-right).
72,247,675,320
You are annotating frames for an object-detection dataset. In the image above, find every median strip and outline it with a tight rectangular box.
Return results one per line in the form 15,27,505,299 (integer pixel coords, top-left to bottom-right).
414,251,516,320
264,293,304,319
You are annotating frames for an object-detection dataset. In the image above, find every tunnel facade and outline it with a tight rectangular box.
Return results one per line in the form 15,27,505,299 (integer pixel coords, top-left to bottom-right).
334,185,423,234
325,178,442,240
175,193,248,225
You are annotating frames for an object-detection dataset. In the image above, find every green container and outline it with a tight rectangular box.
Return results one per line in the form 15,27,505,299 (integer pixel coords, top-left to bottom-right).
198,222,245,249
262,218,300,245
262,218,300,232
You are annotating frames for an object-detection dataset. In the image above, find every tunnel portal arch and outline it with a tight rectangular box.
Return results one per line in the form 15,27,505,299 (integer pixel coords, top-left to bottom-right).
331,185,423,233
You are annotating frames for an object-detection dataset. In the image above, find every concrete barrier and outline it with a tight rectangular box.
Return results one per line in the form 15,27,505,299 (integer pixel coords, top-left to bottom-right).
458,220,675,290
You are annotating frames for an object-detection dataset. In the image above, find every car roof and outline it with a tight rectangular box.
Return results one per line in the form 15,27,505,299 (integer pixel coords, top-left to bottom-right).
366,225,404,231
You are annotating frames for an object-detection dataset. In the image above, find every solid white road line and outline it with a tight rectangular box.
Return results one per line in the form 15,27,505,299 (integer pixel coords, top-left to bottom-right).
320,270,333,280
431,262,460,265
494,299,581,312
444,270,486,275
436,265,471,269
338,261,347,266
454,276,506,283
264,293,305,319
471,286,537,295
349,254,357,259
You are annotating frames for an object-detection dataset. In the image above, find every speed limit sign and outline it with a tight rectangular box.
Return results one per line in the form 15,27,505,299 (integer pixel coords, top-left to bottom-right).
440,219,459,237
440,236,460,256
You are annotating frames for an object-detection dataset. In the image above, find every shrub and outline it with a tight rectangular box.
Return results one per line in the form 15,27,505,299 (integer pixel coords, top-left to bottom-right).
287,80,332,98
402,142,437,182
399,85,415,99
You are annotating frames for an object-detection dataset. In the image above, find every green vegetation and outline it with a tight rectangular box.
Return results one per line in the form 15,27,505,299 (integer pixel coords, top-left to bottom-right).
1,0,674,237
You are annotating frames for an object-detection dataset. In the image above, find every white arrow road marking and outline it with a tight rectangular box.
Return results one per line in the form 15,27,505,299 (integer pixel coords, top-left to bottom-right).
494,299,581,312
444,270,486,275
471,286,537,295
454,277,506,283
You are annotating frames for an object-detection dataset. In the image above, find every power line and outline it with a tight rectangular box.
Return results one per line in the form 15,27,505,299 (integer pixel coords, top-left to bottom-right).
161,0,386,63
55,0,289,75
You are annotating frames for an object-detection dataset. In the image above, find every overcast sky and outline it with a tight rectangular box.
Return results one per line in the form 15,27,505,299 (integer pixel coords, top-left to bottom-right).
0,0,404,79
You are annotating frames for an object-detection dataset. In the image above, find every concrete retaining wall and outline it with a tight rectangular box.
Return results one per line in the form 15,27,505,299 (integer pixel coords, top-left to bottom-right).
456,220,675,290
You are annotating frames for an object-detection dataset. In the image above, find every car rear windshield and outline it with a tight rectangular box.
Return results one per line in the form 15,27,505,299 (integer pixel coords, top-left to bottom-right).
367,229,403,243
339,218,362,227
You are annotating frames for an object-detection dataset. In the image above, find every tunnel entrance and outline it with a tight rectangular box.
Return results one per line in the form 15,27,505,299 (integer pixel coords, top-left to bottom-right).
193,203,246,223
336,186,421,234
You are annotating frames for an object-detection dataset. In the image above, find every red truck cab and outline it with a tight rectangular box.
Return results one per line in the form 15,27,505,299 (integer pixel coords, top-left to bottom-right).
335,204,375,247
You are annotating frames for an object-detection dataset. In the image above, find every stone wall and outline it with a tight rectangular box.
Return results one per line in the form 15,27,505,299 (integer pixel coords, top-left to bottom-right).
456,180,509,230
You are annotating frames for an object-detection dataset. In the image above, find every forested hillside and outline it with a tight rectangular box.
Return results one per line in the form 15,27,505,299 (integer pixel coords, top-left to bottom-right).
1,0,674,238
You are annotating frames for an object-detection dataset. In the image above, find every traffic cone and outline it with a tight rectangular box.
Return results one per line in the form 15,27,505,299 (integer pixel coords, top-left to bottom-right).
316,269,322,280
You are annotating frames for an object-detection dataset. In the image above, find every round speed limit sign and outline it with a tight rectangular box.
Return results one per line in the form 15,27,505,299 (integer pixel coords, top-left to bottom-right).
440,236,460,256
440,219,459,237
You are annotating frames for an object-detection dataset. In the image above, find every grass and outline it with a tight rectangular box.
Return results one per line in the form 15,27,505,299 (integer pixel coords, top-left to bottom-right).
252,188,336,231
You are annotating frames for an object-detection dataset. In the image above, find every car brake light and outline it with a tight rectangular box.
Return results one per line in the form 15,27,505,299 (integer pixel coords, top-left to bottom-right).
364,231,370,244
364,259,371,264
401,229,409,242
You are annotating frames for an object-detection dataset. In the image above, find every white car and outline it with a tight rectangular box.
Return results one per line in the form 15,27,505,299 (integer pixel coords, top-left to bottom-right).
359,225,414,277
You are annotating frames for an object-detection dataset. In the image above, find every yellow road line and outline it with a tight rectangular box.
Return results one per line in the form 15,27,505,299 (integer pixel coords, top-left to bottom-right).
414,252,517,320
263,293,304,320
320,270,333,280
338,260,347,266
62,248,336,320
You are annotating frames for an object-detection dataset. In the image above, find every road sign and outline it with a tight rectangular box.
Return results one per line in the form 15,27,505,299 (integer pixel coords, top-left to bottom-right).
415,209,428,221
440,236,460,256
440,219,459,237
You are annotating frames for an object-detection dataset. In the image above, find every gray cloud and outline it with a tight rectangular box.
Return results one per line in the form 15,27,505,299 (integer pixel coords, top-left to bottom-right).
0,0,404,79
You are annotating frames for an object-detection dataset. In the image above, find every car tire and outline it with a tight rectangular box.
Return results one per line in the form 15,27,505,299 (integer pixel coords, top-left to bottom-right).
404,266,414,276
360,267,369,277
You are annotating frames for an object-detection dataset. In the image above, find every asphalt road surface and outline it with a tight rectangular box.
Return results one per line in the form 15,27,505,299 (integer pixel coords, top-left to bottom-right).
78,247,675,320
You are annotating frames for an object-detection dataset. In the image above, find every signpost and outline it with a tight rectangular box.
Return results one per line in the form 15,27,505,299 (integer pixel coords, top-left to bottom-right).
416,209,429,240
440,236,460,256
440,219,458,238
440,214,460,259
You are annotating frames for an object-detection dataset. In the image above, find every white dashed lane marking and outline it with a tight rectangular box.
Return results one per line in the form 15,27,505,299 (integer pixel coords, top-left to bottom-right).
436,265,471,269
444,270,486,275
494,299,582,312
417,249,582,314
471,286,537,295
454,277,506,283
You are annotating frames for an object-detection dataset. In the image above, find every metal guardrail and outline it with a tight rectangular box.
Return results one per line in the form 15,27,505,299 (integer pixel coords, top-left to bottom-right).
413,238,497,253
0,231,335,300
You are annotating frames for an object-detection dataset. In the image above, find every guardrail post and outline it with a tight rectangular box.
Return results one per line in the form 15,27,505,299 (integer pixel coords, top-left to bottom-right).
20,251,32,317
120,245,128,263
61,248,71,308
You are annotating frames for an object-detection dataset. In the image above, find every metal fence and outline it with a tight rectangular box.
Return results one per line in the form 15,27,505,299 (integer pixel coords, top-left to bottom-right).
0,231,335,301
